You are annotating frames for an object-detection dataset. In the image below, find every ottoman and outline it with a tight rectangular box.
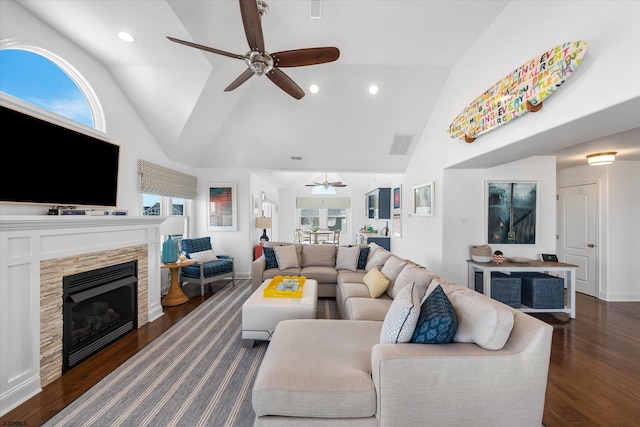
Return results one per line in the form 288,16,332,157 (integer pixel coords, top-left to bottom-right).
241,278,318,347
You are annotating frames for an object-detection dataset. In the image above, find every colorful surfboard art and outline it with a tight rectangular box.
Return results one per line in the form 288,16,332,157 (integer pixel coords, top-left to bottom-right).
448,41,587,143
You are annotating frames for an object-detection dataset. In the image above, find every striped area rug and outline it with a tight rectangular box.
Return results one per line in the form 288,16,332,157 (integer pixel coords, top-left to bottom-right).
44,279,338,427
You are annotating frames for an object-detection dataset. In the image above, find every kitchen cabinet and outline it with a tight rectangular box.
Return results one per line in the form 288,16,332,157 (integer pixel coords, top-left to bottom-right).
365,188,391,219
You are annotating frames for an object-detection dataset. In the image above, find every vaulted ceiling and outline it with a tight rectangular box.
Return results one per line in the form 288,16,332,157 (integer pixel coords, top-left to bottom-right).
15,0,639,185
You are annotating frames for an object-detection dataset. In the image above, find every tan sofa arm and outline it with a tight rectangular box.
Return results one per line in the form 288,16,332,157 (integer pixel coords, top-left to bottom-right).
371,315,552,427
251,256,267,290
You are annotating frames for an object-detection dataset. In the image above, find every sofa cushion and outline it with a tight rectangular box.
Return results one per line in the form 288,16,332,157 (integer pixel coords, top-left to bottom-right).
390,263,433,299
345,297,392,321
380,282,425,344
337,270,367,286
301,244,336,267
336,246,360,272
300,266,338,284
357,247,370,270
365,248,392,273
263,247,279,269
363,267,390,298
380,255,408,286
188,249,218,263
273,245,300,270
431,280,515,350
411,284,458,344
253,319,381,418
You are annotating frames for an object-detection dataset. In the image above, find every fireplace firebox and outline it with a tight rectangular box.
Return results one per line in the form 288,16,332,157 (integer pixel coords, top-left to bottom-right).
63,260,138,372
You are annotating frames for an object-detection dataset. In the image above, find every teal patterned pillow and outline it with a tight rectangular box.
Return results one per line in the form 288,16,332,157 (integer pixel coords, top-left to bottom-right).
357,247,369,270
263,247,279,269
411,284,458,344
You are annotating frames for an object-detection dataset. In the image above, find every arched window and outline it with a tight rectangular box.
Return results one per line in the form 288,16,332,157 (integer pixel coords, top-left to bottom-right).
0,42,104,131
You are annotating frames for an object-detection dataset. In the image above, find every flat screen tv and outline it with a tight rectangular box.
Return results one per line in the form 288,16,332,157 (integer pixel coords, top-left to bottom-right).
0,104,120,208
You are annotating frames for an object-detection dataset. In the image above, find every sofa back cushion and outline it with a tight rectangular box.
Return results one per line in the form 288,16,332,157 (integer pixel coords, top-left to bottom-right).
301,244,336,267
365,248,392,273
390,263,433,299
380,255,408,287
430,280,515,350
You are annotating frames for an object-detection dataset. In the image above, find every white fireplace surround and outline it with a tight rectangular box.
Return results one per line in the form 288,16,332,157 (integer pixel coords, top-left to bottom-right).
0,215,165,416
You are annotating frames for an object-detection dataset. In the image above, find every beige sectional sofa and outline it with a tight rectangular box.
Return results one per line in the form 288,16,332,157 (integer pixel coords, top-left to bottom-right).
251,241,554,426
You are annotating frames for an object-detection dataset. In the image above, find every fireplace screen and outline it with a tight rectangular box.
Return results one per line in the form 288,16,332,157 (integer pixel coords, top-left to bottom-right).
63,261,138,372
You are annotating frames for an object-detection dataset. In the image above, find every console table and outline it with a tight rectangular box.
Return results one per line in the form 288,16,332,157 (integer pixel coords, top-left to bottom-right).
467,260,578,318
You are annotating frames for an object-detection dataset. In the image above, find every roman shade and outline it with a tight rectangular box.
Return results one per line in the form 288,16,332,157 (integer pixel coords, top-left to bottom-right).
138,160,197,199
296,197,351,209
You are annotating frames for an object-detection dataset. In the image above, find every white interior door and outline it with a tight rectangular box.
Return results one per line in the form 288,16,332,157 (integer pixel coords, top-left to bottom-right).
557,184,597,297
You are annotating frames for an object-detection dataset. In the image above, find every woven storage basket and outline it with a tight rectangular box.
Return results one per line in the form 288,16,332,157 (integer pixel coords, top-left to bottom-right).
512,272,564,309
470,245,492,257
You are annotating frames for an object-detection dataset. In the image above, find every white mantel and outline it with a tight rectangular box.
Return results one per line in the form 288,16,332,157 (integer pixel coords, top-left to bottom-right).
0,215,165,415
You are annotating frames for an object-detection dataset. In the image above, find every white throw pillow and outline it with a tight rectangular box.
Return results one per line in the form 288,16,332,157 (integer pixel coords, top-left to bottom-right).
335,246,360,272
189,249,218,263
365,248,392,273
380,282,424,343
273,244,300,270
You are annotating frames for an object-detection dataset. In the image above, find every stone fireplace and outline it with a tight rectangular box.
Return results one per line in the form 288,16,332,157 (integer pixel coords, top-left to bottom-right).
0,215,165,416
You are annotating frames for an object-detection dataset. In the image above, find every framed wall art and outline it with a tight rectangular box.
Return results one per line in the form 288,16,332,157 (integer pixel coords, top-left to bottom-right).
393,186,401,210
486,181,537,244
413,182,434,216
393,213,402,237
252,194,260,215
208,183,237,231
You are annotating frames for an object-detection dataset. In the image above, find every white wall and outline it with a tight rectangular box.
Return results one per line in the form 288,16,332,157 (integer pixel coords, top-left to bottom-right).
396,1,640,294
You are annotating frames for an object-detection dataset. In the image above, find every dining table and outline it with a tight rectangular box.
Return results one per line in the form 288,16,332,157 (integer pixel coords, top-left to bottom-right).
308,230,332,244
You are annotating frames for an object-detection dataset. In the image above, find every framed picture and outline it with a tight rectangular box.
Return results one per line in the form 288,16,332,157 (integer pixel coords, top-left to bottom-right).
541,253,559,262
252,194,260,215
393,213,402,237
208,183,237,231
486,181,538,245
413,182,434,216
393,186,401,210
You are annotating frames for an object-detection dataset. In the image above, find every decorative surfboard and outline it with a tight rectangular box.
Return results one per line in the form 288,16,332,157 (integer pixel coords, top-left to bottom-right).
448,40,587,143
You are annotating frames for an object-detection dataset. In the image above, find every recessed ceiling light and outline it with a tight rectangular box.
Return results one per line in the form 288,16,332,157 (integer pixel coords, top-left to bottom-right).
117,32,136,43
309,84,319,94
369,85,379,95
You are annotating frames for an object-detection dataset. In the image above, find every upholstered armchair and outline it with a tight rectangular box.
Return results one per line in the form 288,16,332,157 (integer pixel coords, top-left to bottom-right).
179,237,235,296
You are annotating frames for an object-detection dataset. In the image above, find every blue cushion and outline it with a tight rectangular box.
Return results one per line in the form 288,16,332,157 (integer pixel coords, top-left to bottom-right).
263,247,279,269
357,247,369,270
181,258,233,279
411,284,458,344
180,237,212,257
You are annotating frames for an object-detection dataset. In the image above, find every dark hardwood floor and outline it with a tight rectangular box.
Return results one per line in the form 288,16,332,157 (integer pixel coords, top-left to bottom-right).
2,289,639,426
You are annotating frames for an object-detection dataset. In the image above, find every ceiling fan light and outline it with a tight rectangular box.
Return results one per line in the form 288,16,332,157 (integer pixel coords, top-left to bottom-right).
117,31,135,43
587,152,617,166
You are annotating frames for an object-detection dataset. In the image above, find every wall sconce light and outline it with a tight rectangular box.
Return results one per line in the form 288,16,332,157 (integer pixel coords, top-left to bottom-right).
586,152,617,166
256,216,273,243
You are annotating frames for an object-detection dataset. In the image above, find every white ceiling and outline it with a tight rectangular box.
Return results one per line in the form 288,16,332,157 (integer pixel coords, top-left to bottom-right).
15,0,640,187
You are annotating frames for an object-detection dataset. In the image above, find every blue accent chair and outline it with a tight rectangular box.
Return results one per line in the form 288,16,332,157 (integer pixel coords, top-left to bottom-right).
179,237,235,296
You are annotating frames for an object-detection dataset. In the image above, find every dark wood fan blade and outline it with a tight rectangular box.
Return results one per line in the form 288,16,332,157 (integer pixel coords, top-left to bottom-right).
224,68,255,92
267,68,305,99
273,47,340,67
239,0,265,52
167,37,245,60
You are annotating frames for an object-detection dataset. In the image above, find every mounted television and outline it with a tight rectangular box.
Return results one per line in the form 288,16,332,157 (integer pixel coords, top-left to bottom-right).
0,104,120,208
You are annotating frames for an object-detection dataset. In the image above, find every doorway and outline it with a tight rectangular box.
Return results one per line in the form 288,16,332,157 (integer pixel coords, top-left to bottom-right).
557,184,598,297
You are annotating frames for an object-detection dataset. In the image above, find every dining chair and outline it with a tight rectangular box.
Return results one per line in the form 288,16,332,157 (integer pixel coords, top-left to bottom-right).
323,230,340,245
295,228,311,244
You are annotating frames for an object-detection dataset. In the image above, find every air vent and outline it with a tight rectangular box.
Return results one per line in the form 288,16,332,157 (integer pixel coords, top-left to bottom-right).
290,156,303,161
310,0,321,19
389,134,413,155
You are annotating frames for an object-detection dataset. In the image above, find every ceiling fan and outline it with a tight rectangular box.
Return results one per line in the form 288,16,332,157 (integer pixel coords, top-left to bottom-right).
167,0,340,99
306,173,347,189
